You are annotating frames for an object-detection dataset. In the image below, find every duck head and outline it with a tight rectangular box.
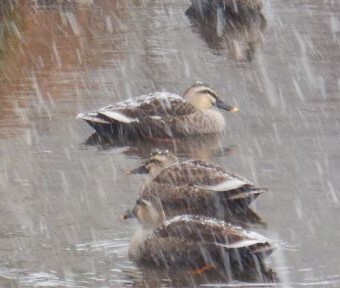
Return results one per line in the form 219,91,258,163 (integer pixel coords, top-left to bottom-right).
124,198,165,229
183,82,239,112
127,149,178,178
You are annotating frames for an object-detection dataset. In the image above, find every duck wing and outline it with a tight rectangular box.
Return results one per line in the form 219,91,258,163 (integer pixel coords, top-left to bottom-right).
140,237,216,269
77,92,197,125
152,160,254,192
156,215,273,255
143,216,273,271
140,183,216,215
141,234,272,273
140,182,265,219
140,183,213,203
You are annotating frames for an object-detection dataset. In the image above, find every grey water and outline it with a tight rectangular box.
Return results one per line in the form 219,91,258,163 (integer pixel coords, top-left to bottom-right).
0,0,339,287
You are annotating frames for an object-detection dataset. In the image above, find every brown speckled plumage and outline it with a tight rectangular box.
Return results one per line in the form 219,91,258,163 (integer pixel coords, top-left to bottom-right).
151,159,245,186
127,200,274,276
140,182,265,219
129,151,267,218
77,83,238,138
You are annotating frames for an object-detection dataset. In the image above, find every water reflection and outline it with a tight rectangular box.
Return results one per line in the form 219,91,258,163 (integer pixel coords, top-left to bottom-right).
127,266,278,288
32,0,76,11
0,1,27,139
186,3,266,62
0,0,129,139
0,1,21,58
84,132,236,161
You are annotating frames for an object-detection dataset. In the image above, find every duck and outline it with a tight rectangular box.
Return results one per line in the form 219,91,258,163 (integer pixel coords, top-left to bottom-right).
186,0,266,62
124,198,274,277
187,0,266,42
77,82,238,138
189,0,264,20
127,149,267,214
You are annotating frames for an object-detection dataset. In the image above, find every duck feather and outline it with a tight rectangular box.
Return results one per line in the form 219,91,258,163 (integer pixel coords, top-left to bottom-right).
79,92,197,124
151,160,252,190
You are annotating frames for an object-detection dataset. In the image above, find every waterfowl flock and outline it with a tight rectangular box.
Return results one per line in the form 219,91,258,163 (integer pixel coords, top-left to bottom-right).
122,149,275,280
77,0,276,284
78,87,276,281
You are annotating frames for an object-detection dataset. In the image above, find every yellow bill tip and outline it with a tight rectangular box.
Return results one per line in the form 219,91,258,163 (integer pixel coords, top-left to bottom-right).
230,106,239,113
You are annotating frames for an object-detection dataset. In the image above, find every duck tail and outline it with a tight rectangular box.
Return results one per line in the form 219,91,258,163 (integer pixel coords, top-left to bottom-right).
76,112,111,124
227,187,268,201
250,242,275,257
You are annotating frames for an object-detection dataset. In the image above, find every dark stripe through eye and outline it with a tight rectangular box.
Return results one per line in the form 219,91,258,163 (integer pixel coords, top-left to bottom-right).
146,159,161,165
136,199,147,206
198,89,217,99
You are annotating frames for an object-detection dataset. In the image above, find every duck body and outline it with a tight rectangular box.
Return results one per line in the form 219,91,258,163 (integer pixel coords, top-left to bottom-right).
77,83,238,139
140,181,265,218
127,200,273,274
129,151,267,214
130,216,273,270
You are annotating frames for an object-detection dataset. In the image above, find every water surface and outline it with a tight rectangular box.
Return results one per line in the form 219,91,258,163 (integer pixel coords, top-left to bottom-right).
0,0,340,287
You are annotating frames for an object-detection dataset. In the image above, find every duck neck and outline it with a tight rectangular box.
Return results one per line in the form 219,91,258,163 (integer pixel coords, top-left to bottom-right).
201,109,226,132
128,226,153,260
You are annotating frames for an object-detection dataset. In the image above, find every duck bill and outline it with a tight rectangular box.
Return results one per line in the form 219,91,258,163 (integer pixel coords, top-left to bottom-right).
123,206,136,220
216,98,239,112
123,210,133,220
123,201,141,220
123,208,136,219
126,165,149,175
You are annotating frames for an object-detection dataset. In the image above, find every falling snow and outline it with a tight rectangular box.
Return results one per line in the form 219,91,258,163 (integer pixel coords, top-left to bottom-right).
0,0,339,287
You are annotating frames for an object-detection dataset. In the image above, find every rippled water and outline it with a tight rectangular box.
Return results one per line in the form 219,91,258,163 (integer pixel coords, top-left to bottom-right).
0,0,339,287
